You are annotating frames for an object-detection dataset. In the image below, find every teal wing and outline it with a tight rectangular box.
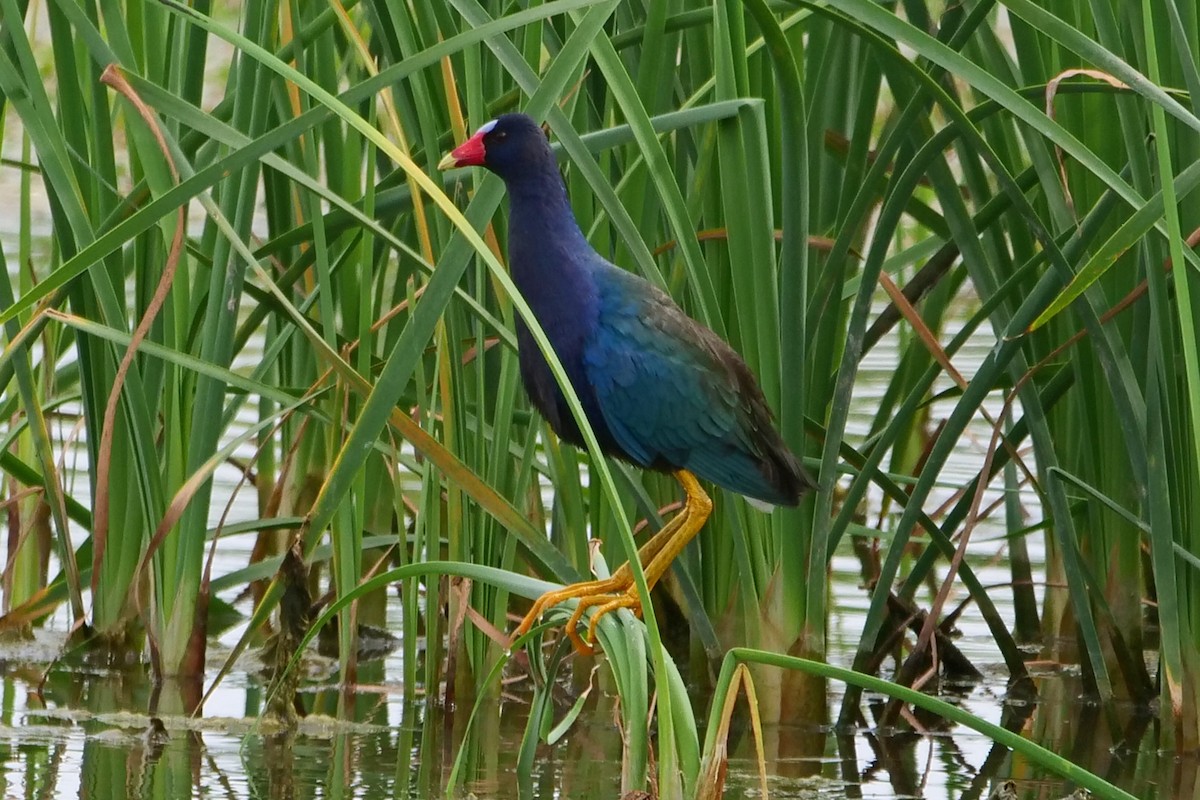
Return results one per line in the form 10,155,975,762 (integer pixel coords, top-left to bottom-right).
582,265,801,505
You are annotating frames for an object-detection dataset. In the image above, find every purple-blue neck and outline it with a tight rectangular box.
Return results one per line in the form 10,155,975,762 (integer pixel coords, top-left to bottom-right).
503,160,595,316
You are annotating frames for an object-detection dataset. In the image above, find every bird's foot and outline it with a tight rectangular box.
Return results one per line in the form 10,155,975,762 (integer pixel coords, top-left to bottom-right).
564,586,643,654
513,471,713,655
512,570,642,655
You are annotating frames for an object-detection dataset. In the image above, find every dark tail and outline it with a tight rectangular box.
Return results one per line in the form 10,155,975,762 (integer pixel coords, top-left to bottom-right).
761,439,813,507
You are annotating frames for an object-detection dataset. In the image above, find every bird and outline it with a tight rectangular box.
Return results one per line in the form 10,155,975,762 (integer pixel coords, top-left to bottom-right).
438,113,812,653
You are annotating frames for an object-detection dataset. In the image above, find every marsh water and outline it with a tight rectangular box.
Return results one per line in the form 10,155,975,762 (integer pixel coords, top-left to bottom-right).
0,312,1177,800
0,520,1157,800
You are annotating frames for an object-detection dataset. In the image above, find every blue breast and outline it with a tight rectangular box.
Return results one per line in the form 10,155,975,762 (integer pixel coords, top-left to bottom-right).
505,183,623,456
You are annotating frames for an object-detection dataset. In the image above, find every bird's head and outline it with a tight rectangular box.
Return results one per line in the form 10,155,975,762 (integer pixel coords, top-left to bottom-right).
437,113,552,182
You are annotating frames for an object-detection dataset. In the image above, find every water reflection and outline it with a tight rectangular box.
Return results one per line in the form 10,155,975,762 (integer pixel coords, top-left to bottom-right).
0,637,1178,798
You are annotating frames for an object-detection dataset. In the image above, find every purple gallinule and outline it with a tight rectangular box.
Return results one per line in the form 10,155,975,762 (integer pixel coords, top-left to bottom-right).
440,114,811,652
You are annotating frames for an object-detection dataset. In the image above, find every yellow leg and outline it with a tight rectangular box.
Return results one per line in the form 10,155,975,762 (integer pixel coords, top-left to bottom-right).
512,470,713,654
513,510,683,638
